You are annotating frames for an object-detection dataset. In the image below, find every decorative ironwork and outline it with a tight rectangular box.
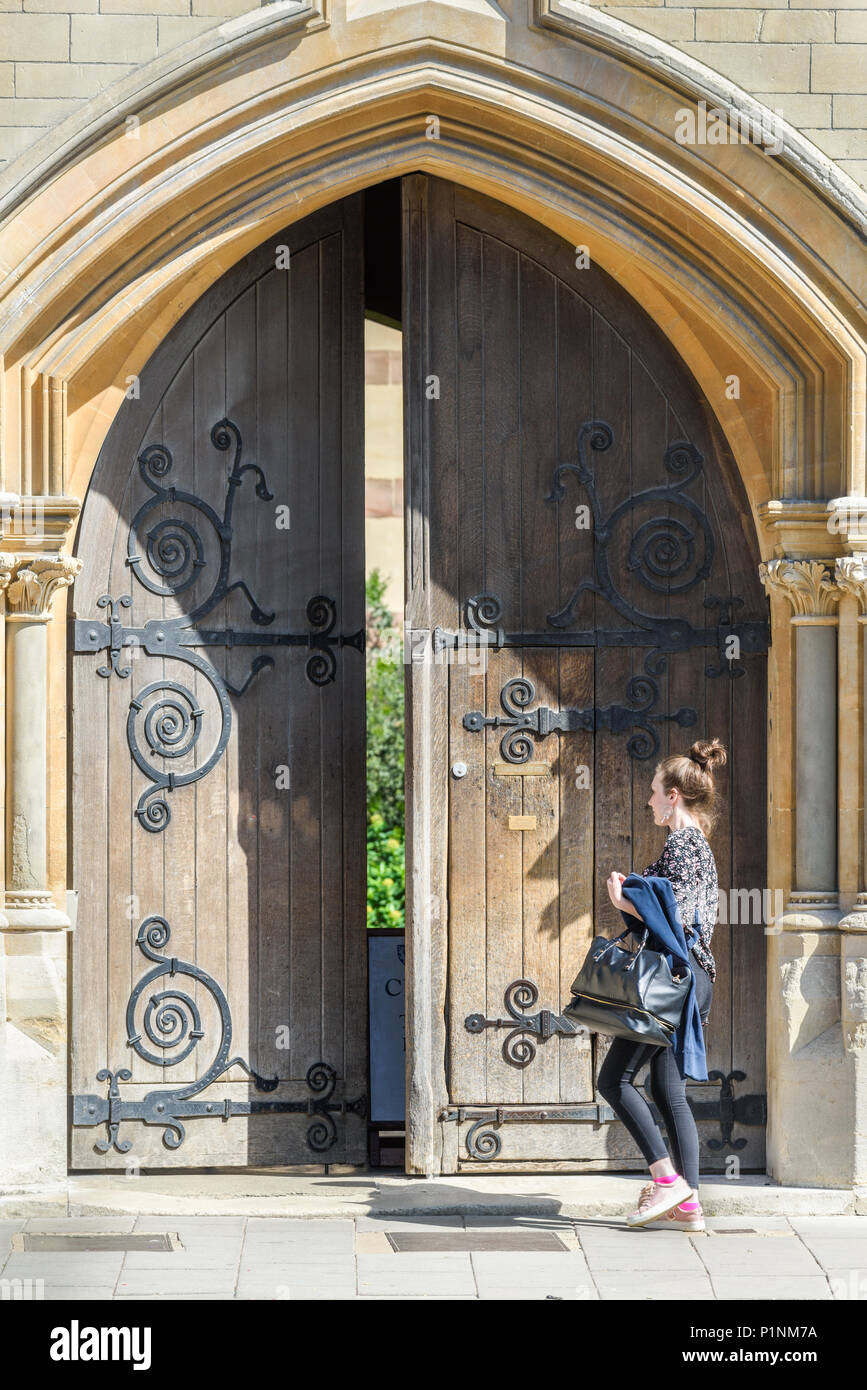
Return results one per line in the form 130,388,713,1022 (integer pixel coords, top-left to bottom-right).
465,977,586,1067
547,422,716,672
705,1069,751,1151
440,1079,767,1161
460,977,765,1155
432,420,769,681
72,915,367,1153
463,674,696,764
73,419,364,832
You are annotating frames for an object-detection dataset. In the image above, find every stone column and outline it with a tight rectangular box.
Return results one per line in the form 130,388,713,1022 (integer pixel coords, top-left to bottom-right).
760,561,842,922
834,558,867,1190
758,560,862,1189
0,554,81,1207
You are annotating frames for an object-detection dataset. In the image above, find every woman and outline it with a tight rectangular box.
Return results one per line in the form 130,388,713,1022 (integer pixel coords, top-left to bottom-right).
597,737,726,1232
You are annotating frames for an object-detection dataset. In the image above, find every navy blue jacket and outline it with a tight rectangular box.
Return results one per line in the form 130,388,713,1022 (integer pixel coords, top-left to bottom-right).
619,872,708,1081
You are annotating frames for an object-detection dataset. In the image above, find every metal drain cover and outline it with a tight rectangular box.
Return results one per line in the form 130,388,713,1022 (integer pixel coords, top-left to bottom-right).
385,1230,569,1252
18,1233,175,1252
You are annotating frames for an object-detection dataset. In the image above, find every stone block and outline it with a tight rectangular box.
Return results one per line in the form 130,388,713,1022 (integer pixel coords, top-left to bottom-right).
0,13,68,59
675,42,811,91
192,0,251,14
24,0,97,11
15,61,134,98
755,92,832,126
0,97,80,125
834,94,867,125
101,0,190,12
811,44,867,91
597,6,695,38
156,14,220,52
836,10,867,40
70,14,158,65
667,0,787,9
695,11,762,42
803,128,867,160
761,10,835,42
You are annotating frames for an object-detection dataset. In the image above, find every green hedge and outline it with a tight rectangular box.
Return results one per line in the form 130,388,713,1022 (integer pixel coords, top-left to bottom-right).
366,569,405,929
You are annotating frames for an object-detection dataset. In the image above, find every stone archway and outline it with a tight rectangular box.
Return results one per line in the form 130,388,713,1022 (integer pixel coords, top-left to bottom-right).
1,0,866,1198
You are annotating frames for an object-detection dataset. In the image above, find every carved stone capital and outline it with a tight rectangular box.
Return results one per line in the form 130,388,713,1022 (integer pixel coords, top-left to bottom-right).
0,554,17,591
835,557,867,614
758,559,843,618
5,554,82,619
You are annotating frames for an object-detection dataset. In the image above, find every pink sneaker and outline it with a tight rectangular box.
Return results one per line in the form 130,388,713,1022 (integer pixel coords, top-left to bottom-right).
626,1175,695,1227
646,1201,706,1232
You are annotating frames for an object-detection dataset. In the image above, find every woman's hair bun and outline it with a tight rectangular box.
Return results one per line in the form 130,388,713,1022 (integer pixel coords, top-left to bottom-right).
689,737,727,772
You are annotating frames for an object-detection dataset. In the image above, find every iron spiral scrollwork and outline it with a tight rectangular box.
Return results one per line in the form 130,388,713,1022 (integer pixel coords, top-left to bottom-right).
433,420,768,700
463,671,696,764
465,977,585,1067
72,915,367,1154
439,418,768,761
545,421,717,675
73,419,365,832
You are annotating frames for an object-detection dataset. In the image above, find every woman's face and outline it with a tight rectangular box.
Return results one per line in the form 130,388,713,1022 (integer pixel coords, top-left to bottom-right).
648,771,676,826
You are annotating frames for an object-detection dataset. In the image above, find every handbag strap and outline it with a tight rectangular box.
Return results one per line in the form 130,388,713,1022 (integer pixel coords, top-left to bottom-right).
614,924,649,953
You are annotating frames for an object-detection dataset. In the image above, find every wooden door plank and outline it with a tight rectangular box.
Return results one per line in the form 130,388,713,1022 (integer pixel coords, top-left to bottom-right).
287,237,325,1084
254,264,291,1095
448,656,488,1103
589,312,633,1096
337,197,368,1122
520,647,562,1104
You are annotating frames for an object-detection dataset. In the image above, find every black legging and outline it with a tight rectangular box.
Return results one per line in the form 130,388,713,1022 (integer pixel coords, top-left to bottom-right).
596,960,713,1195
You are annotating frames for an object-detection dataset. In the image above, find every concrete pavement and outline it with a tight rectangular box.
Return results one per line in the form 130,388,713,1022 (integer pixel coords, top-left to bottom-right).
1,1212,865,1300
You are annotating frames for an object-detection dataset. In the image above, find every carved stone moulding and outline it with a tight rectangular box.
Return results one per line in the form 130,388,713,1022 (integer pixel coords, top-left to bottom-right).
0,497,81,556
3,554,82,620
758,558,843,620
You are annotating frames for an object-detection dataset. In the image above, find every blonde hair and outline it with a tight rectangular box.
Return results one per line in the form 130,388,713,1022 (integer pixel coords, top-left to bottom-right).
656,738,727,837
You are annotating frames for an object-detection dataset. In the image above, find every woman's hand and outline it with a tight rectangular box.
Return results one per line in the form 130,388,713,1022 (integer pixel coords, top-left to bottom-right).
606,871,626,908
607,870,644,921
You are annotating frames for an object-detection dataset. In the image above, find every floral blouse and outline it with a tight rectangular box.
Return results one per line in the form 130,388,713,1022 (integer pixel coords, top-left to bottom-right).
641,825,718,982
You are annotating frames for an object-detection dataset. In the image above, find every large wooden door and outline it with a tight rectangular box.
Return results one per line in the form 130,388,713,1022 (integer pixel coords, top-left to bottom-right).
403,175,768,1174
70,199,368,1167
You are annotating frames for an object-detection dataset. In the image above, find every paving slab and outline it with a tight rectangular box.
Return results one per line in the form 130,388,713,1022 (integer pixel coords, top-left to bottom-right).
132,1216,247,1233
237,1280,357,1297
0,1253,125,1282
121,1252,241,1270
355,1215,464,1231
709,1275,833,1300
788,1216,867,1236
469,1251,590,1273
41,1286,117,1300
24,1217,137,1233
237,1263,356,1280
238,1290,357,1300
595,1274,716,1299
789,1238,867,1268
701,1216,794,1232
114,1270,238,1296
579,1244,706,1271
693,1237,824,1273
357,1277,476,1295
478,1289,598,1301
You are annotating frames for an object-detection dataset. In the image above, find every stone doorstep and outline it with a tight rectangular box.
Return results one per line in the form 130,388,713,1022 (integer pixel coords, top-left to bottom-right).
0,1175,861,1220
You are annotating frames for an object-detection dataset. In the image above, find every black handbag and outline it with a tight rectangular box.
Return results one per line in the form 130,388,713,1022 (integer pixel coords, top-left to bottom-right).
563,925,692,1046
